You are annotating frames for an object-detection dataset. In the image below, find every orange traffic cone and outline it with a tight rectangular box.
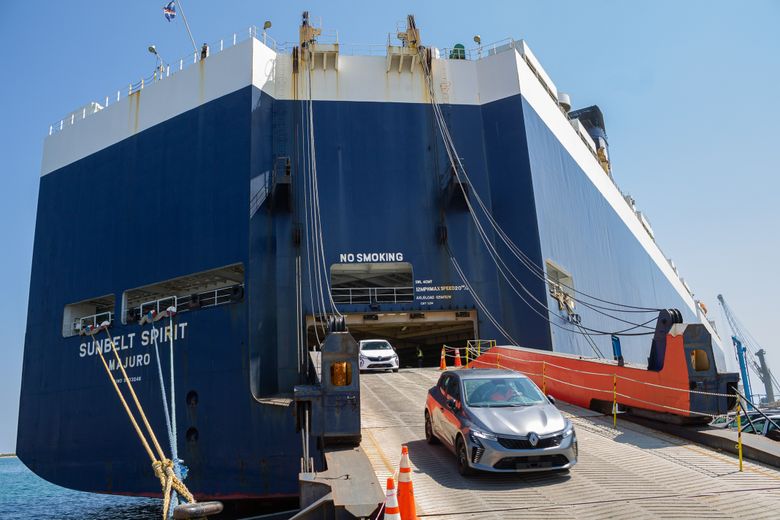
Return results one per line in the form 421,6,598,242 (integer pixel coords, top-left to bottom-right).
384,477,402,520
439,346,447,371
397,446,419,520
454,348,462,368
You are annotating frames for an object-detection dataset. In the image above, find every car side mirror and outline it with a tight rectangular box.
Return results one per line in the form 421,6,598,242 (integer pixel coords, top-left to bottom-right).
547,395,556,406
447,398,457,411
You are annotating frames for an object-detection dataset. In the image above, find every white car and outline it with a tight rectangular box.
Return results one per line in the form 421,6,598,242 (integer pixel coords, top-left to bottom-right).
358,339,399,372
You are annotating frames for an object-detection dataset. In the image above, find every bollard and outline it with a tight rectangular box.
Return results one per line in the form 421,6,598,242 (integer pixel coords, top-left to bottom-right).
736,401,743,472
173,501,223,519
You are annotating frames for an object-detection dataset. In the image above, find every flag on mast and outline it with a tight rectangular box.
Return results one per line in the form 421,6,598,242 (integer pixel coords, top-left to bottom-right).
163,1,177,22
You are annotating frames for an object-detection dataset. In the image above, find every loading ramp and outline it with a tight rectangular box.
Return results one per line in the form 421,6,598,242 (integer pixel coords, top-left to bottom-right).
361,368,780,519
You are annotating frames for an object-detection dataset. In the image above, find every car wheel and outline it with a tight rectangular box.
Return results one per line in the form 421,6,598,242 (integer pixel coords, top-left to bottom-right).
424,411,439,445
456,436,474,476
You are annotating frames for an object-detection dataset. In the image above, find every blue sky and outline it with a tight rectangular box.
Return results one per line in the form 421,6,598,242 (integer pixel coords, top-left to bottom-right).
1,1,778,453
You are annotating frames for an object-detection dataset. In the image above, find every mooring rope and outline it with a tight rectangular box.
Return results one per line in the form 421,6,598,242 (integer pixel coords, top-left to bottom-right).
84,322,195,519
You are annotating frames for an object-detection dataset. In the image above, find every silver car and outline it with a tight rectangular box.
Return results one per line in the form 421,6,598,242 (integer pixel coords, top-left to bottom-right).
424,369,578,475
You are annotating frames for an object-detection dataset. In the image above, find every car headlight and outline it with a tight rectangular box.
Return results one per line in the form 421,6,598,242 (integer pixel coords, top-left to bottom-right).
470,429,497,442
562,422,575,438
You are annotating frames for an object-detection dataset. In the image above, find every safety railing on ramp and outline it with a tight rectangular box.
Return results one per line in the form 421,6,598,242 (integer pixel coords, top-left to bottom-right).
436,342,772,472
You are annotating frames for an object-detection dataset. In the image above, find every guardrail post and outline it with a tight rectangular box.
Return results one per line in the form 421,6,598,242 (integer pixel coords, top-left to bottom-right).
736,401,743,472
612,374,618,428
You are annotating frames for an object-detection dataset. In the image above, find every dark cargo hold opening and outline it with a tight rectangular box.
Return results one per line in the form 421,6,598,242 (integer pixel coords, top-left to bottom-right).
306,310,478,367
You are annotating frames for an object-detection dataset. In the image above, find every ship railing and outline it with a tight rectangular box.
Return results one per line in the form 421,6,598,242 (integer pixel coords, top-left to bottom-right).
74,311,113,334
140,295,178,317
250,175,270,217
131,284,244,320
331,286,414,305
438,37,517,61
193,285,239,308
47,25,276,137
338,43,387,56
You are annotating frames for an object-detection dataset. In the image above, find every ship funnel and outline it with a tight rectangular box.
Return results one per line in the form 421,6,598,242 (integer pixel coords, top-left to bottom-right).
569,105,611,175
557,92,571,114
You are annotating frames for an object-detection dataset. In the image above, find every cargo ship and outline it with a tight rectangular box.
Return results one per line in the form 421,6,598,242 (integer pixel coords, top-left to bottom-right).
17,14,737,501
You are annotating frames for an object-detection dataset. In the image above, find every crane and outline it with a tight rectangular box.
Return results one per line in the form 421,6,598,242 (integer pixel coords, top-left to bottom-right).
718,294,778,406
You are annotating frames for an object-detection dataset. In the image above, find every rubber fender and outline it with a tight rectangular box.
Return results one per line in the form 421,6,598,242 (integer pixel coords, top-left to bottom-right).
173,501,224,519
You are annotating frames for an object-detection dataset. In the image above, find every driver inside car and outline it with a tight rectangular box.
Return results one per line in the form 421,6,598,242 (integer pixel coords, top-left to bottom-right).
489,381,517,402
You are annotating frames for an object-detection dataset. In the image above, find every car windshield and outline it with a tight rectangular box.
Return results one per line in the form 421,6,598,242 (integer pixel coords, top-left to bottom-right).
361,341,392,351
463,377,547,407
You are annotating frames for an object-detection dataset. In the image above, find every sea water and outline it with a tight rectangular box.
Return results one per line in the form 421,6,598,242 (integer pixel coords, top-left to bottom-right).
0,457,159,519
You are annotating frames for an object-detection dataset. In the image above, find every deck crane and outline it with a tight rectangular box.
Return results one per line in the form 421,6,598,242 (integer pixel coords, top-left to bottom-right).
718,294,778,406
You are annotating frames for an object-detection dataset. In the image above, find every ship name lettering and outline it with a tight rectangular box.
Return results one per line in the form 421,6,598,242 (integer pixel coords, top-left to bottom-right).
79,333,136,358
140,323,188,346
78,324,187,359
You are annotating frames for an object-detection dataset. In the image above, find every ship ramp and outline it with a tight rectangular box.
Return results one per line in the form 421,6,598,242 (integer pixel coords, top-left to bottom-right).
361,368,780,519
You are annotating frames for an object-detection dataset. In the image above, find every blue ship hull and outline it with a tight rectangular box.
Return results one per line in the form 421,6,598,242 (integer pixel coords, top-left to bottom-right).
18,78,722,498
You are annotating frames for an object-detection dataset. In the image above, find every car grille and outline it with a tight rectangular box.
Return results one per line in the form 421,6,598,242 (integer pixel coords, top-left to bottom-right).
368,363,392,368
366,356,392,362
498,434,563,450
493,454,569,470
